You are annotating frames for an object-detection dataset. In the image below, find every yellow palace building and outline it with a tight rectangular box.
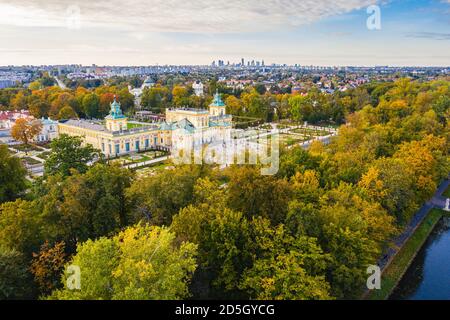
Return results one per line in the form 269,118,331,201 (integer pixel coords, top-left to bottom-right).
57,92,232,158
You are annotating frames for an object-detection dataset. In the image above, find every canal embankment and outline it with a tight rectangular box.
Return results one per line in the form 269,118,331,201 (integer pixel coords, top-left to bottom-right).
368,209,448,300
365,177,450,300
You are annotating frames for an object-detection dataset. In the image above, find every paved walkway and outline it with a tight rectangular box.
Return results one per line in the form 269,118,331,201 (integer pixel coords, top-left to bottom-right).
122,156,169,170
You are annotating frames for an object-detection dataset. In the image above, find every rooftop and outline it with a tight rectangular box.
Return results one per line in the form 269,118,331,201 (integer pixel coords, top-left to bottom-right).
167,107,209,114
210,90,225,107
106,96,127,120
61,119,107,132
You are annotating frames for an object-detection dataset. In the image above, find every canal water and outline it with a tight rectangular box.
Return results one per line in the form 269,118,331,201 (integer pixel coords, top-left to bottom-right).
390,217,450,300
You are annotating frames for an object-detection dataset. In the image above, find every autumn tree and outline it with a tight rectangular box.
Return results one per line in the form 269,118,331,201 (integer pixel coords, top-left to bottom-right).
99,93,115,115
0,199,42,256
10,91,28,110
172,86,189,107
225,95,243,115
29,99,50,118
49,92,76,118
49,224,197,300
30,241,67,296
11,118,42,146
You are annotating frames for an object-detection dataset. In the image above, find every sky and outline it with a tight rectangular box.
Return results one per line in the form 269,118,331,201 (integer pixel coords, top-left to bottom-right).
0,0,449,66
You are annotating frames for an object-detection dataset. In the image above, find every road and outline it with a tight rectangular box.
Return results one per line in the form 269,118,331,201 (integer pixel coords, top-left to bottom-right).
53,76,67,89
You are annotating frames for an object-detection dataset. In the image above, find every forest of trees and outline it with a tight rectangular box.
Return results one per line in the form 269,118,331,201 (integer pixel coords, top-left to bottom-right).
0,74,411,126
0,78,449,300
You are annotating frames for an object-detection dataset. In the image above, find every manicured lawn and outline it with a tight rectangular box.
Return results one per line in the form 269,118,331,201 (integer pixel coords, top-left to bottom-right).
368,209,444,300
279,133,306,147
127,123,144,129
126,155,152,163
22,157,43,165
36,151,51,160
12,144,43,152
290,128,331,136
134,162,169,176
111,150,168,165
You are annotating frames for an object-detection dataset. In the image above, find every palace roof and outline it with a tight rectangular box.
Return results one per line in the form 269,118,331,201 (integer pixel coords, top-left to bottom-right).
61,119,107,132
210,90,225,107
106,96,127,120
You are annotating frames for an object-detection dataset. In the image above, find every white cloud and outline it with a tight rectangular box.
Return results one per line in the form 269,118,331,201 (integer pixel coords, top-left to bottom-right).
0,0,378,32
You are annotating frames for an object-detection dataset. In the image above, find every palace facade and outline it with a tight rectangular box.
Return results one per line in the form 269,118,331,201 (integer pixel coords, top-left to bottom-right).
57,92,232,157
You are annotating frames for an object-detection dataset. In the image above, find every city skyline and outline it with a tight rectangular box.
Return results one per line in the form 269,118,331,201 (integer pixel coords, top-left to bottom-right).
0,0,449,67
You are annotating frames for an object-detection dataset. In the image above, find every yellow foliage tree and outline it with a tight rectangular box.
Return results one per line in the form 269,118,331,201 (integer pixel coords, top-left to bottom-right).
11,118,42,146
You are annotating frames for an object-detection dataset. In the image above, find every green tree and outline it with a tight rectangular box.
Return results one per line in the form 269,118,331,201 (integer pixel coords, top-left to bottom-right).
58,106,78,119
241,91,269,119
289,94,312,123
226,166,292,225
0,246,34,300
199,209,252,296
82,93,100,118
171,181,252,299
0,145,28,204
45,134,100,177
254,83,267,95
37,164,133,247
240,218,332,300
141,86,170,112
49,224,197,300
127,165,203,226
0,200,42,255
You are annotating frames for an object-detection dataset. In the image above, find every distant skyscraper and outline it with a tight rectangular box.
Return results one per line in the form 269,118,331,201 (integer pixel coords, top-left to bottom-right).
241,58,245,66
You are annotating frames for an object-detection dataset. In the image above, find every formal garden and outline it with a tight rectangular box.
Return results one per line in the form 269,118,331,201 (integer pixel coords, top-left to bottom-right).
109,150,169,166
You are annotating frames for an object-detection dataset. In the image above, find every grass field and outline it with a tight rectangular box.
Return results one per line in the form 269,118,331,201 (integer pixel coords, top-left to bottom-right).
367,209,445,300
443,186,450,198
134,162,170,177
290,128,331,136
22,156,43,165
36,151,51,160
110,150,167,165
12,144,43,152
127,123,145,129
279,133,306,147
